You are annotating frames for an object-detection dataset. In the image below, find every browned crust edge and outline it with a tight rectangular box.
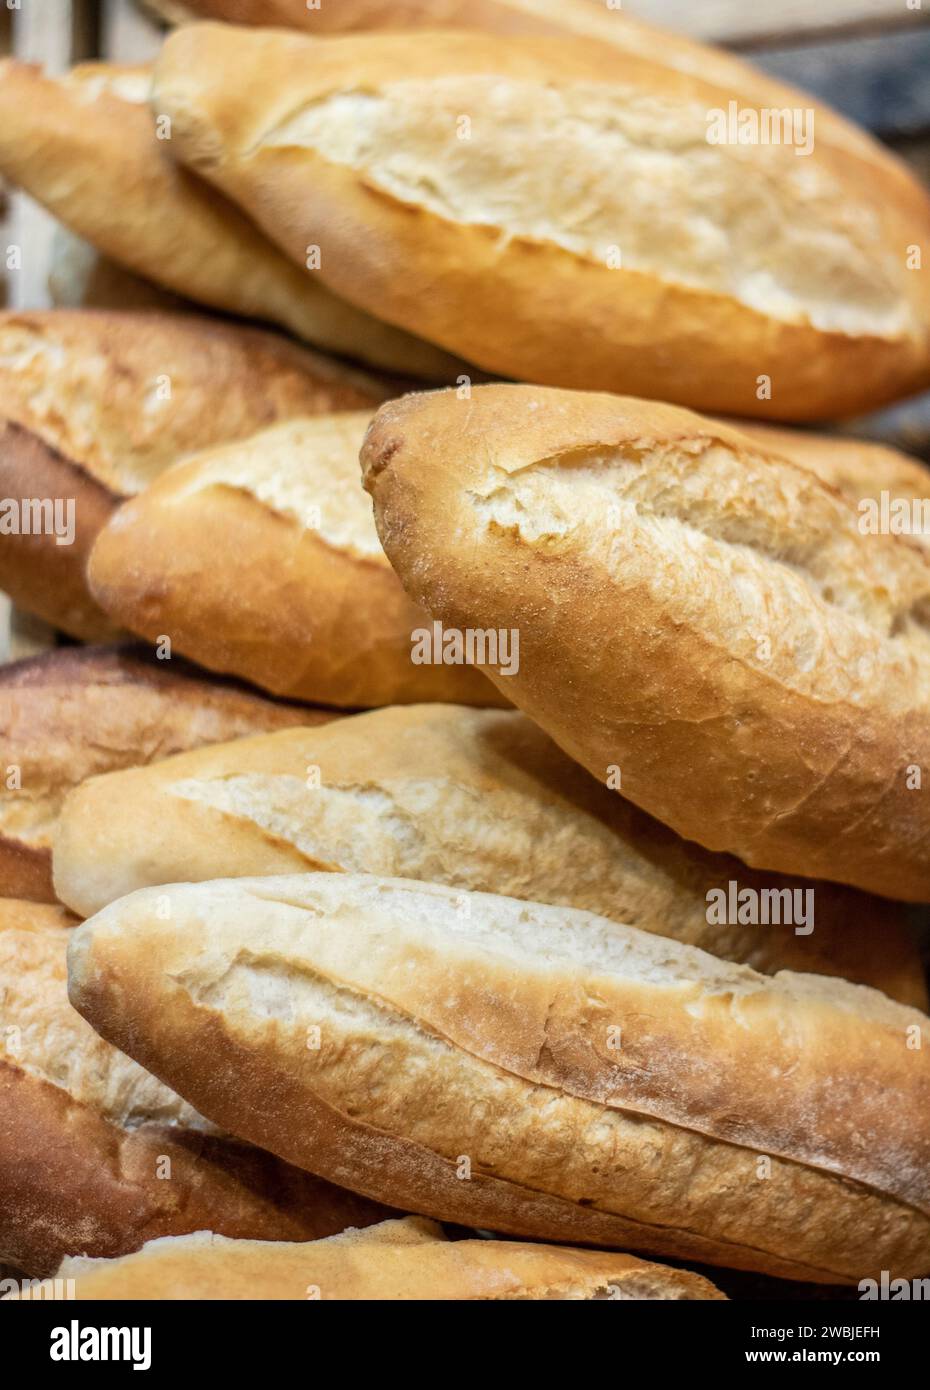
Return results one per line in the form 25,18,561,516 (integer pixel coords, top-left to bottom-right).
0,420,120,640
0,1062,393,1277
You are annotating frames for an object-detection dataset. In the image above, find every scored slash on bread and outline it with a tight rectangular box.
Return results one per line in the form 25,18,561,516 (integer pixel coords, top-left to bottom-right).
135,0,917,178
362,385,930,901
52,703,927,1008
67,873,930,1284
151,23,930,418
727,422,930,551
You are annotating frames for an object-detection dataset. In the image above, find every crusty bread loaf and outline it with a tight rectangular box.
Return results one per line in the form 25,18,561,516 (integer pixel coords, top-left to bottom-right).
87,415,503,709
14,1217,724,1300
0,60,464,380
363,386,930,901
152,24,930,419
729,422,930,551
0,309,385,639
0,644,337,904
0,898,390,1276
139,0,896,167
68,874,930,1283
53,704,926,1008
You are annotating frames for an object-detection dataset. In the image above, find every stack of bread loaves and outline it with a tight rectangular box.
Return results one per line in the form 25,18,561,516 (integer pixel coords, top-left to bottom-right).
1,1,929,1302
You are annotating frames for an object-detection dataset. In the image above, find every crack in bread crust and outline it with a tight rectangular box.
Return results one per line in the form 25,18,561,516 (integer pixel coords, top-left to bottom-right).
361,386,930,897
67,875,930,1282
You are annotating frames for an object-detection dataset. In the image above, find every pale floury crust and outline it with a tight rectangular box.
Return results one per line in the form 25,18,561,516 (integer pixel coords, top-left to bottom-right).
0,898,390,1275
20,1218,725,1301
151,24,930,418
52,704,926,1008
732,423,930,544
67,874,930,1284
362,385,930,901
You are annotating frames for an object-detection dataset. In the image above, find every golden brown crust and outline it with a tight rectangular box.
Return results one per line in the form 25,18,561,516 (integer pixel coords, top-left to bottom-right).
53,704,926,1009
0,307,385,637
67,875,930,1283
0,839,54,907
0,1067,391,1278
362,385,930,901
0,644,337,904
32,1218,726,1300
0,309,384,497
0,421,120,640
0,60,464,379
0,898,389,1276
152,24,930,419
87,417,505,708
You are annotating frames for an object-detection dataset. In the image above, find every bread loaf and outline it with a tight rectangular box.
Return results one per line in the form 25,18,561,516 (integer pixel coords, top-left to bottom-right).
0,309,385,639
140,0,897,166
0,897,389,1276
14,1217,724,1300
53,703,926,1008
0,644,336,903
152,24,930,418
0,60,464,380
67,874,930,1283
88,415,503,709
363,386,930,901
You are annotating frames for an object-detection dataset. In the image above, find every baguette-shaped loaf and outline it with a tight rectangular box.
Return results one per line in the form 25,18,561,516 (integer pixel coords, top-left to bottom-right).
145,1,889,171
0,309,384,639
0,898,389,1276
88,415,503,709
363,386,930,900
53,704,926,1009
68,874,930,1283
17,1217,724,1300
0,645,336,903
0,61,462,380
152,24,930,418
